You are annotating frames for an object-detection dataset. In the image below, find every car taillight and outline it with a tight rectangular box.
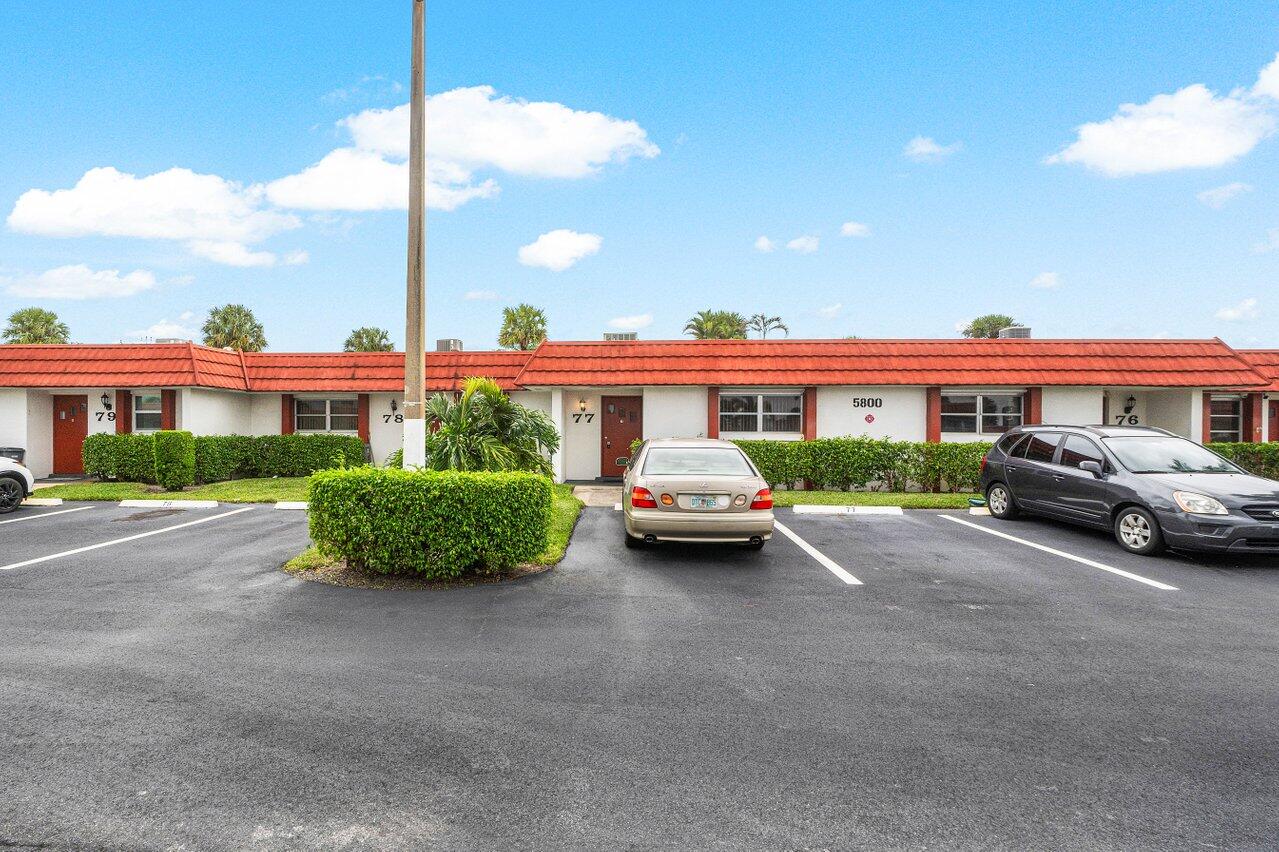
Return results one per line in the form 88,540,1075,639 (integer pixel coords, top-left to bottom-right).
750,488,773,510
631,486,658,508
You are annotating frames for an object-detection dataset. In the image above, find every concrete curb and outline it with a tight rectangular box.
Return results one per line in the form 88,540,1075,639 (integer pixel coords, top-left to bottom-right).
968,506,992,516
119,499,219,509
790,505,904,515
274,502,309,511
22,497,64,507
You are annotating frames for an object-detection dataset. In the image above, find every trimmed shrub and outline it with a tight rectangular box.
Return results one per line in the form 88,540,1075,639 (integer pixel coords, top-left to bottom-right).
153,430,196,491
82,433,157,483
256,434,366,477
308,467,552,577
734,439,810,489
1207,442,1279,479
385,447,404,468
732,437,992,493
194,435,259,483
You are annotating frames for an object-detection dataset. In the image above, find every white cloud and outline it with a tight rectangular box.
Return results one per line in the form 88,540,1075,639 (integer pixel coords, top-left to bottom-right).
903,136,961,162
283,249,309,266
186,240,277,268
1197,181,1253,208
818,302,843,319
1046,83,1276,176
128,317,199,341
786,235,819,254
321,74,403,104
1254,52,1279,100
1253,227,1279,254
1215,297,1259,321
840,221,870,237
608,312,653,331
1029,271,1061,289
267,85,658,213
517,229,602,271
3,264,157,300
754,235,776,253
464,289,499,300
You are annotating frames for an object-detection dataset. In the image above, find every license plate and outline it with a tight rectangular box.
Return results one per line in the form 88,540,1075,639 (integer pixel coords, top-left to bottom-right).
689,495,718,509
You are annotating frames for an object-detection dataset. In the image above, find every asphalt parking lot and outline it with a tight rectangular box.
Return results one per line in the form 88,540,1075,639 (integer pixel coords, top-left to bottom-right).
2,502,1278,850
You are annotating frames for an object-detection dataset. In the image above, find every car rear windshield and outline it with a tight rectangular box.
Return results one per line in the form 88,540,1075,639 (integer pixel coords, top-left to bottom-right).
642,447,756,476
1101,436,1241,474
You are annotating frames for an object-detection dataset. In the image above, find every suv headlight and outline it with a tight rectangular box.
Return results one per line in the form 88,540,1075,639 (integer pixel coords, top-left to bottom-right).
1173,491,1228,515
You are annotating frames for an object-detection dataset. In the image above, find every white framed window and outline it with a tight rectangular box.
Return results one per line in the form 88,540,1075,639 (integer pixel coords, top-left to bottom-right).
295,398,359,433
1209,395,1243,443
133,393,162,432
720,392,802,434
941,392,1023,435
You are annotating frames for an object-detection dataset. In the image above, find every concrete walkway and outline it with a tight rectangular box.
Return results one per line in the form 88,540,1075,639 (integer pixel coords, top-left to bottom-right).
572,484,623,507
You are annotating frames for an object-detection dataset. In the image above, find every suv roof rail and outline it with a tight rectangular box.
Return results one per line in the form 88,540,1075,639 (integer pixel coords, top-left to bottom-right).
1021,423,1175,437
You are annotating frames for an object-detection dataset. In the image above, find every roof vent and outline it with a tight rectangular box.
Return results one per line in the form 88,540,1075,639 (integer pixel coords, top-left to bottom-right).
436,338,463,352
604,331,638,341
997,326,1031,339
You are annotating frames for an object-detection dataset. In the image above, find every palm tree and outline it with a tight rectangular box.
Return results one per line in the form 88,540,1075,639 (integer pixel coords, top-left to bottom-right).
747,314,789,339
415,377,559,475
2,307,69,344
497,303,548,350
202,304,267,351
684,310,747,340
344,327,394,352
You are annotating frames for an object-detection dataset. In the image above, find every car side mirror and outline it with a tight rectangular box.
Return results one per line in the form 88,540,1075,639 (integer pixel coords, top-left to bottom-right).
1079,461,1104,478
615,456,631,469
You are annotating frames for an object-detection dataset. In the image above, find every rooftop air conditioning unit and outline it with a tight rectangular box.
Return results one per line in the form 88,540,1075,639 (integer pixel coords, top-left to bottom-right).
154,337,190,344
997,326,1031,339
604,331,638,341
436,338,464,352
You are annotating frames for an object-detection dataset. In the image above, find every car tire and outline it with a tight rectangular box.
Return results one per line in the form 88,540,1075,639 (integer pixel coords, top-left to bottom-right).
0,476,23,515
1114,506,1164,556
986,482,1019,520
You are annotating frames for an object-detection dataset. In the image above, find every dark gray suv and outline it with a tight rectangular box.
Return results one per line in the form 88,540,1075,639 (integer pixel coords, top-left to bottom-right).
980,425,1279,556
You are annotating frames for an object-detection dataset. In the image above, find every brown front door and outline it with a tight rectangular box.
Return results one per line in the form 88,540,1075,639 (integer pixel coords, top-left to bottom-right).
600,395,643,478
52,394,89,475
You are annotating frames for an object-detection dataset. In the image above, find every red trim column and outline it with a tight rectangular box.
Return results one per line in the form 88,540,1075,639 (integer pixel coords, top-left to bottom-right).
1201,393,1213,444
115,390,132,434
281,394,295,435
160,389,177,430
1245,392,1263,442
802,386,817,440
707,387,719,439
1024,387,1043,426
925,387,942,443
357,394,370,442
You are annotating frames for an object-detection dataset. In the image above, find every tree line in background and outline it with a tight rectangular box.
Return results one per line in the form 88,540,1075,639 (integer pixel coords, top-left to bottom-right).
0,304,1023,349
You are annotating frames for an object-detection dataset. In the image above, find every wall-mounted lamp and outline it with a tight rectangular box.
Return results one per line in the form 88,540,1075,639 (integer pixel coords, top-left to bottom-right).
578,399,588,413
1124,395,1137,415
100,392,112,411
390,399,398,413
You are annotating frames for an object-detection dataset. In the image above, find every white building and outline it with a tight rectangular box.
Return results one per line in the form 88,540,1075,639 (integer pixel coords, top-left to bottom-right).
0,338,1274,481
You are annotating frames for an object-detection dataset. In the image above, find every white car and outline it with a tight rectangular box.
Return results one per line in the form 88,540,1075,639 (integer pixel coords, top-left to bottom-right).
0,456,34,514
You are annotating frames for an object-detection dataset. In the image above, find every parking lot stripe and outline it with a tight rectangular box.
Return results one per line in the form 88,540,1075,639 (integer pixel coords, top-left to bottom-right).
939,515,1178,591
0,506,94,526
0,507,255,572
773,520,863,585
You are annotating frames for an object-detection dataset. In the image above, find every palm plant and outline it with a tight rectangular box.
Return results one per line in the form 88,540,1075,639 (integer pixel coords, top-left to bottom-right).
497,303,548,350
746,313,789,339
418,377,559,475
202,304,267,351
344,326,394,352
683,309,747,339
3,307,70,344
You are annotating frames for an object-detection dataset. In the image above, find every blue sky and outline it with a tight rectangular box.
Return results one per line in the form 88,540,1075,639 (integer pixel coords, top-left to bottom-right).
1,1,1277,350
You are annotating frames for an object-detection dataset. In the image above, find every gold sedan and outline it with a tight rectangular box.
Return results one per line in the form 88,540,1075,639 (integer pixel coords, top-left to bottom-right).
620,438,774,549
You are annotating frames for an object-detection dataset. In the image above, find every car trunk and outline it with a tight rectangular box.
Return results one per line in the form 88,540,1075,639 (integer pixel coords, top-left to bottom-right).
641,475,758,514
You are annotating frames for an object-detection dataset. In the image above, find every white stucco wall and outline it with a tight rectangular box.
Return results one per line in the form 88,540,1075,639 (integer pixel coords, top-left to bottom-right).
643,386,708,439
181,388,252,436
1142,389,1200,440
561,391,603,481
817,386,927,440
0,389,29,468
249,394,282,436
368,392,403,465
26,392,53,478
1042,387,1104,426
510,390,552,417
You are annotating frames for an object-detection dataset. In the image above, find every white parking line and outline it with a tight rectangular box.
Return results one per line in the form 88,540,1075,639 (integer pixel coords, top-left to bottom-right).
773,520,863,586
0,506,94,526
0,507,255,572
939,515,1178,591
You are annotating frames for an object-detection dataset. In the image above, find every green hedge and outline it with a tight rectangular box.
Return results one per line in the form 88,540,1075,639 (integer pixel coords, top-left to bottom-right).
732,437,993,493
83,433,366,484
1206,442,1279,479
153,430,196,491
308,467,552,577
83,433,157,483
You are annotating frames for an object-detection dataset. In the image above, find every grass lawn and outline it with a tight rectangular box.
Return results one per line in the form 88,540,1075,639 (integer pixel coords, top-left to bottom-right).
37,477,310,504
771,490,979,509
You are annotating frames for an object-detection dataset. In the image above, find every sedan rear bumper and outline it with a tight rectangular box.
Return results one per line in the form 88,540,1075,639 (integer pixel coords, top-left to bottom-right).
625,508,774,543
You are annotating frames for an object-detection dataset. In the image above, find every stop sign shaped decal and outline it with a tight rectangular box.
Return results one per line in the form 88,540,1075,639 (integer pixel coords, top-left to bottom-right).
865,414,875,424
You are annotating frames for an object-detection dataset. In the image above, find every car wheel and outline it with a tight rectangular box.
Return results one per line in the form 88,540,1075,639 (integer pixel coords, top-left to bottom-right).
986,482,1019,520
1114,507,1164,556
0,477,23,514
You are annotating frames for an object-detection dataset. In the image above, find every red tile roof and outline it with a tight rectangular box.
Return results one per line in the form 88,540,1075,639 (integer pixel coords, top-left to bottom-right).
513,339,1269,388
242,350,529,392
1235,350,1279,391
0,343,212,388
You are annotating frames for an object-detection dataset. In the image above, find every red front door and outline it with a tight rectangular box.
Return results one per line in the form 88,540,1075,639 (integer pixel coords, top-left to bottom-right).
52,394,89,475
1270,401,1279,442
600,396,643,478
